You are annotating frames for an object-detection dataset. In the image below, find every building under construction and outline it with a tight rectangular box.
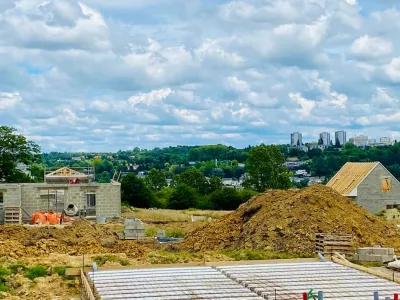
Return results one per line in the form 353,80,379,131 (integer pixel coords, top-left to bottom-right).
0,167,121,224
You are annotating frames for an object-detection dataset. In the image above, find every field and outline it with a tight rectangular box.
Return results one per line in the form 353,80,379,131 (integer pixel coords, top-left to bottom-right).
0,208,308,299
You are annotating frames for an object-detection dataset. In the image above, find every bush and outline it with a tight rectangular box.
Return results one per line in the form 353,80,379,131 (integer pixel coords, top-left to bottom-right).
53,266,67,277
0,276,10,293
168,183,197,209
9,264,26,274
209,187,242,210
25,266,47,280
0,268,10,277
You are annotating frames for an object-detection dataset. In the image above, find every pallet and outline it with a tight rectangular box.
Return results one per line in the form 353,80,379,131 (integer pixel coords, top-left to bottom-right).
315,232,354,255
4,205,22,224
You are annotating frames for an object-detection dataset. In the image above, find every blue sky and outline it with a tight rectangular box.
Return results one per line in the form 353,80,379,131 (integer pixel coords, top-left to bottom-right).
1,0,400,152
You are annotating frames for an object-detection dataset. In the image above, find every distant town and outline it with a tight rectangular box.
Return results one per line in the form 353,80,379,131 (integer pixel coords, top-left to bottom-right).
290,131,394,152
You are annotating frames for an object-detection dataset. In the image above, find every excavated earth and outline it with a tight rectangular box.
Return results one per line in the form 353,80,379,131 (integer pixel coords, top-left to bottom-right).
0,220,149,258
182,185,400,254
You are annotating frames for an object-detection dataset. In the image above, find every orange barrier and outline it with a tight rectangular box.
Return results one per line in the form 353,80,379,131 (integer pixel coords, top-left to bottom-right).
31,211,62,225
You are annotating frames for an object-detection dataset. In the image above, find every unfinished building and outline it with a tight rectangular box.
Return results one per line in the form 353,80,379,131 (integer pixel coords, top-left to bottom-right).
327,162,400,213
0,167,121,224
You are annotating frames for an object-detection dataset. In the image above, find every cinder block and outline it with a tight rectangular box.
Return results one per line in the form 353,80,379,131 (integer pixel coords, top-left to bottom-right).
372,248,389,255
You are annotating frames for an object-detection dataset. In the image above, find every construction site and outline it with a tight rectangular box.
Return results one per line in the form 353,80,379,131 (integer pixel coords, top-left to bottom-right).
1,167,400,299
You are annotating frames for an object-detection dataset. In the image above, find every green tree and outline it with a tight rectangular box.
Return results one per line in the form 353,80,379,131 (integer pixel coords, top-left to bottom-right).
244,144,292,192
121,173,154,208
168,183,197,209
175,167,208,194
208,176,222,193
0,126,40,182
145,168,166,191
96,171,111,183
30,163,45,182
209,187,242,210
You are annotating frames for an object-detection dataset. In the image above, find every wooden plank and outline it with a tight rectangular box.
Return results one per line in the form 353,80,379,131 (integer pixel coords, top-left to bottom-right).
332,257,400,284
65,258,320,276
80,269,96,300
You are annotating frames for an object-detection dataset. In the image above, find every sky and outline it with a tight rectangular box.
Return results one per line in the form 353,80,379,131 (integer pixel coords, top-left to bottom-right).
1,0,400,152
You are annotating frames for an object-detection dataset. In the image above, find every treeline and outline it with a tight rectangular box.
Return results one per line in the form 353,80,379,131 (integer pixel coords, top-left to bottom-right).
287,142,400,180
121,144,291,211
121,167,257,210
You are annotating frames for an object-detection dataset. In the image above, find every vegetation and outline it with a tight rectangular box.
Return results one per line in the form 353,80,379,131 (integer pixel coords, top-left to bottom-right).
244,144,292,192
25,266,47,280
0,126,41,182
121,173,154,208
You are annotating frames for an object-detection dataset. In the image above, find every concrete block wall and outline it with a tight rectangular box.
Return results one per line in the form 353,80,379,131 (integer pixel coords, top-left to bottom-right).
356,164,400,213
0,184,22,224
95,182,121,218
1,181,121,223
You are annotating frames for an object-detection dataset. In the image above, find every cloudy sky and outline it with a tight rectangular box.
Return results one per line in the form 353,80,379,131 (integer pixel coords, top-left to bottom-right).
1,0,400,152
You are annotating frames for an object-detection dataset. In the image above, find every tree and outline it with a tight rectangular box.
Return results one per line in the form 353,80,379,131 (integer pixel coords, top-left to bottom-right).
208,176,222,193
168,183,197,209
96,171,111,183
335,138,341,148
209,187,242,210
0,126,40,182
121,173,154,208
243,144,292,192
30,163,45,182
145,168,166,191
175,167,208,194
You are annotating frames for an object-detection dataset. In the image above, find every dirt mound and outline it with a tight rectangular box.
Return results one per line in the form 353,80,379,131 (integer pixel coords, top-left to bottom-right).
0,220,149,258
182,185,400,253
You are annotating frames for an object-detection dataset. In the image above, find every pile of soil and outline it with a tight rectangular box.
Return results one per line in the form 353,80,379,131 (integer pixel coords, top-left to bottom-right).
182,185,400,254
0,220,149,258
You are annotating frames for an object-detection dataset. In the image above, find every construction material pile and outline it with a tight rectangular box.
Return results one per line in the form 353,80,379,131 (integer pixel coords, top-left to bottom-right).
0,220,149,258
182,185,400,254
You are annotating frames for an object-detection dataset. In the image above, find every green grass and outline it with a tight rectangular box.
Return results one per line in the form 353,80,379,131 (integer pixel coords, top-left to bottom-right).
9,264,26,274
165,228,185,238
351,260,383,268
92,255,130,267
0,276,10,293
221,250,313,261
53,266,67,277
145,228,157,237
148,251,204,264
25,266,47,280
0,268,10,277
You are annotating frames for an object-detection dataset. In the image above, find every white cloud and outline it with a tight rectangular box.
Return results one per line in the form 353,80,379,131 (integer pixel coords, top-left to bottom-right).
0,92,21,109
385,57,400,82
128,88,172,106
350,35,393,59
289,93,316,117
1,0,400,150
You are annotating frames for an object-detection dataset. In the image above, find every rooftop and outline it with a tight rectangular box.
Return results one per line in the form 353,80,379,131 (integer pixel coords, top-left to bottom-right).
326,162,379,195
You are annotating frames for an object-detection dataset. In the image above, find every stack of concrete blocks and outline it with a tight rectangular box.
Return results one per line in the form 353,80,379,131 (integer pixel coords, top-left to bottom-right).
124,218,145,240
353,247,395,263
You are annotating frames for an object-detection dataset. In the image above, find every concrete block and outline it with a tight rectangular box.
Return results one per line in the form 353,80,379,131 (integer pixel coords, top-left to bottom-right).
372,248,390,255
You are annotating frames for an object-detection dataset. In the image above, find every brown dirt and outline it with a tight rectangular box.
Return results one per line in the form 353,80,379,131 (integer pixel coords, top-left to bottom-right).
0,220,149,259
182,185,400,253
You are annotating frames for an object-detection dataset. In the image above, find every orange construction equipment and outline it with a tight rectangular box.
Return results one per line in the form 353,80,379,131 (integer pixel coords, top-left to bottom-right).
31,211,63,225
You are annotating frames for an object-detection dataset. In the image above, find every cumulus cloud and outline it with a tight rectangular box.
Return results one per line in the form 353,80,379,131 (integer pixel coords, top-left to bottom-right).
350,35,393,59
0,92,22,109
1,0,400,150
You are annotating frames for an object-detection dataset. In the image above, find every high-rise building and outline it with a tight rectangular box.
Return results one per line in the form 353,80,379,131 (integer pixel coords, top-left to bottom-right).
380,137,391,145
290,132,302,147
335,131,347,147
349,134,368,147
319,132,331,147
